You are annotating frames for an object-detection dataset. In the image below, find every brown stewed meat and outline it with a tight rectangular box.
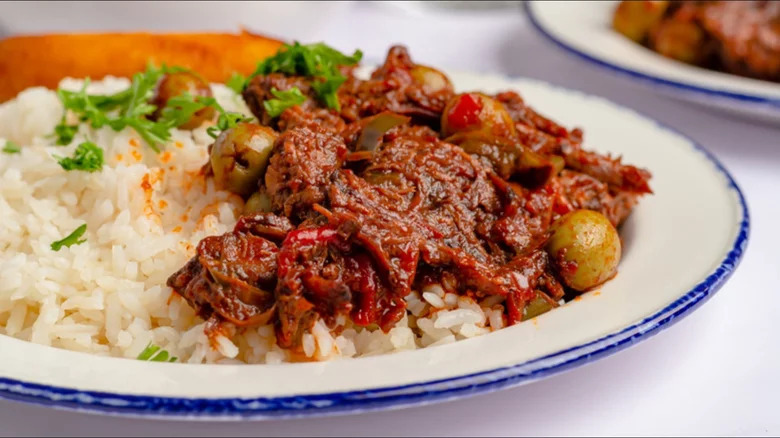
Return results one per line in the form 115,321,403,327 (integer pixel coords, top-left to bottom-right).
168,44,653,353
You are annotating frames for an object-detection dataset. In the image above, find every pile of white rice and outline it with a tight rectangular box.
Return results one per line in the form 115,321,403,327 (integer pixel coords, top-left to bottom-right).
0,78,508,364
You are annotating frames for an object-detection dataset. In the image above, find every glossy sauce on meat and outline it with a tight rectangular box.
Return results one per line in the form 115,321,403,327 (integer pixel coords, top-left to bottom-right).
167,45,653,352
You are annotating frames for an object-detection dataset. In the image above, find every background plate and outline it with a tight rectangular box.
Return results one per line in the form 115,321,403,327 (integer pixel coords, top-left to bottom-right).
525,0,780,124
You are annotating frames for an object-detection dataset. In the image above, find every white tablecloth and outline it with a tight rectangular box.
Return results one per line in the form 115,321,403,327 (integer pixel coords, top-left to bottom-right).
2,2,778,436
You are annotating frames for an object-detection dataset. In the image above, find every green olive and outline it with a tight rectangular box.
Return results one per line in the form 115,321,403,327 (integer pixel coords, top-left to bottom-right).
548,155,565,176
612,1,669,43
650,19,707,65
363,170,403,187
210,123,277,197
356,112,410,152
546,210,622,292
410,65,453,94
441,93,515,139
152,72,215,129
446,131,555,187
244,191,272,214
522,291,555,321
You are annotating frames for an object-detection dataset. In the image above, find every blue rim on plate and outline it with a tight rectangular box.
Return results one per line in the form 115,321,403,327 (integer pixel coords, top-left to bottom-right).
524,2,780,110
0,82,750,420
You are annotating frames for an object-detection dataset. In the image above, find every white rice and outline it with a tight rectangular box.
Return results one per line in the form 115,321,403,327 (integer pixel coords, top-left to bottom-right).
0,78,509,364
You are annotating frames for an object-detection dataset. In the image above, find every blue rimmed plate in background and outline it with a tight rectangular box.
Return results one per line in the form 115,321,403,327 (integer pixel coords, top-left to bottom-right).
525,1,780,124
0,71,748,419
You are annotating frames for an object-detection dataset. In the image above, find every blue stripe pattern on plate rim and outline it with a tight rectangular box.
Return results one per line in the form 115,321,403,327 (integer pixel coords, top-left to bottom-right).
0,78,751,420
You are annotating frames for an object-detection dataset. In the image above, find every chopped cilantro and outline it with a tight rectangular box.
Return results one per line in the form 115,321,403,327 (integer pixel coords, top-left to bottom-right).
154,91,251,140
226,72,248,94
137,342,178,362
52,63,202,152
158,93,217,128
263,87,306,118
250,42,362,111
2,140,21,154
54,122,79,146
50,224,87,251
56,141,104,172
206,111,253,139
52,62,256,150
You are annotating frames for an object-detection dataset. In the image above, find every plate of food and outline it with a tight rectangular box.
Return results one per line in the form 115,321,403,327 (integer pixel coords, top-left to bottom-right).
525,0,780,124
0,33,748,419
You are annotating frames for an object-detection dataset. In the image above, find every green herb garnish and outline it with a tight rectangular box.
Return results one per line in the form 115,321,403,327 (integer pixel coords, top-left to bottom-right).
2,140,21,154
56,79,111,131
250,42,362,111
158,93,216,128
53,62,254,150
56,141,104,172
263,87,306,118
207,111,253,139
137,342,178,362
155,92,250,140
50,224,87,251
53,63,198,152
226,72,248,94
53,122,79,146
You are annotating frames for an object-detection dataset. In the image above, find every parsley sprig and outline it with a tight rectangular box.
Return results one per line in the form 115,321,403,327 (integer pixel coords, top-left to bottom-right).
56,141,104,172
54,64,253,150
206,111,253,139
51,224,87,251
250,42,362,111
226,72,248,94
54,123,78,146
137,342,178,362
53,64,208,152
160,93,216,128
2,140,21,154
156,92,250,140
264,87,306,118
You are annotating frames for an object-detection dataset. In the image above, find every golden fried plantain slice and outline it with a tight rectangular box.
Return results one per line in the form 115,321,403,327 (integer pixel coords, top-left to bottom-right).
0,30,284,102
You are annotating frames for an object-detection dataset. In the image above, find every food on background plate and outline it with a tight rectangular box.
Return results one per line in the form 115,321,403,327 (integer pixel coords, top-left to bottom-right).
0,31,284,102
0,40,651,364
612,0,780,83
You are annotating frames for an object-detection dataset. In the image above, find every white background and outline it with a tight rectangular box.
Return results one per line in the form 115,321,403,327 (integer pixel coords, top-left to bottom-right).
1,2,778,436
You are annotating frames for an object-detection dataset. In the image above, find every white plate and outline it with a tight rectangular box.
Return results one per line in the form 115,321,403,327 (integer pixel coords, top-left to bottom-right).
525,0,780,124
0,71,748,419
